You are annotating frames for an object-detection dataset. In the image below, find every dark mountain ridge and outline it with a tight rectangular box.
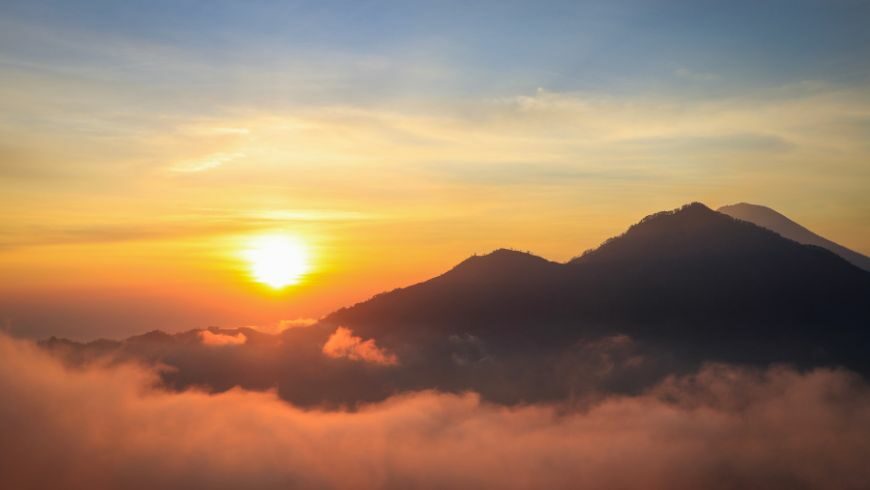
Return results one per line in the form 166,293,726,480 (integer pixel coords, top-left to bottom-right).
39,202,870,406
327,203,870,369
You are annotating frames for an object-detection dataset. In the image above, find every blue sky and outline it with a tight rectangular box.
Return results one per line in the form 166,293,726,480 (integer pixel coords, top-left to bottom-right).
2,0,868,104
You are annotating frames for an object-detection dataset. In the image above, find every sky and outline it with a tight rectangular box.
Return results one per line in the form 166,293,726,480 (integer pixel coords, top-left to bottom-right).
1,0,869,339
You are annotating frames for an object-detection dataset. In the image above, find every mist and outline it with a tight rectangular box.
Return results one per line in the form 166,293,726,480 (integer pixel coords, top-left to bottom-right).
3,334,869,490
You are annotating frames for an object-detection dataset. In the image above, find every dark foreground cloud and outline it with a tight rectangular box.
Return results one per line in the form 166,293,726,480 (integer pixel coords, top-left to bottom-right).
2,334,870,490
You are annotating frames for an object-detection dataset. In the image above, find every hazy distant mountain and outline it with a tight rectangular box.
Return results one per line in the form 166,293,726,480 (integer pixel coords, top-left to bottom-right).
42,203,870,406
718,202,870,271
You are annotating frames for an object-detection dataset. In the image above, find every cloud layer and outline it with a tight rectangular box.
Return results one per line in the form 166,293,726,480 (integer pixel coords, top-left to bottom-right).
3,334,870,489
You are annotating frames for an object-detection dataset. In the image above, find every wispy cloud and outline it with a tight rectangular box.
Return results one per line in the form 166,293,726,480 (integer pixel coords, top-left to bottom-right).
171,152,247,173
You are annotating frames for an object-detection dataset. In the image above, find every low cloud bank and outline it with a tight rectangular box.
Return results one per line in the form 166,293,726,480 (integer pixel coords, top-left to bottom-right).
199,330,247,346
278,318,318,329
245,318,319,335
2,334,870,489
322,326,398,365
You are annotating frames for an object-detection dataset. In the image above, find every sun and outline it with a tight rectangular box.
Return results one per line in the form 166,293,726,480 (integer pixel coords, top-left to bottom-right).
243,234,311,288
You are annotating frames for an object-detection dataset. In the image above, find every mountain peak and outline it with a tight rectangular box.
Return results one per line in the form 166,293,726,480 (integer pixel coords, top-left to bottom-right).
445,248,559,282
572,202,731,264
634,202,718,227
718,203,801,230
720,202,775,212
639,201,714,222
459,248,547,265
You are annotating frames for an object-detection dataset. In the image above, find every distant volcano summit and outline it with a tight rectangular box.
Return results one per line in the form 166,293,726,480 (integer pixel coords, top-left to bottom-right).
718,202,870,271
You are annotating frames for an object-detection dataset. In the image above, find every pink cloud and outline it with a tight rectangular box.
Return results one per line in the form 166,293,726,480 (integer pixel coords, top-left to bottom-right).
199,330,247,346
2,334,870,489
322,327,398,365
278,318,318,329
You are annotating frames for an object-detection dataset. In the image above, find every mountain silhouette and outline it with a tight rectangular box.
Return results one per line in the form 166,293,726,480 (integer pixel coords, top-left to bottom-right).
41,203,870,406
327,203,870,370
718,202,870,271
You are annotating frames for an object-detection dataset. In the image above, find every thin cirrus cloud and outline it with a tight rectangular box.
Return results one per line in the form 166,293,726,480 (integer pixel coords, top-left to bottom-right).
3,68,870,183
170,152,247,173
3,79,869,206
0,207,371,251
2,334,870,489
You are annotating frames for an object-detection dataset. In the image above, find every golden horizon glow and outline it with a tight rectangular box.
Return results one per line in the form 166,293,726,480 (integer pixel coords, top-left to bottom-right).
243,234,311,289
2,4,869,341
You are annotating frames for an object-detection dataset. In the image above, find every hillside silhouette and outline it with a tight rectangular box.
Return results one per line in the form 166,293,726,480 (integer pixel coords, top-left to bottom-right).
42,203,870,405
328,203,869,369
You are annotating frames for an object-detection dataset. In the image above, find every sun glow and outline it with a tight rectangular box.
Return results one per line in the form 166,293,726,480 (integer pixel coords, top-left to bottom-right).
243,235,311,288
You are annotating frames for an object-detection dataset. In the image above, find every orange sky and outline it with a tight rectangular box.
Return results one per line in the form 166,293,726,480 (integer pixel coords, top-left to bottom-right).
2,91,870,339
2,1,869,339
